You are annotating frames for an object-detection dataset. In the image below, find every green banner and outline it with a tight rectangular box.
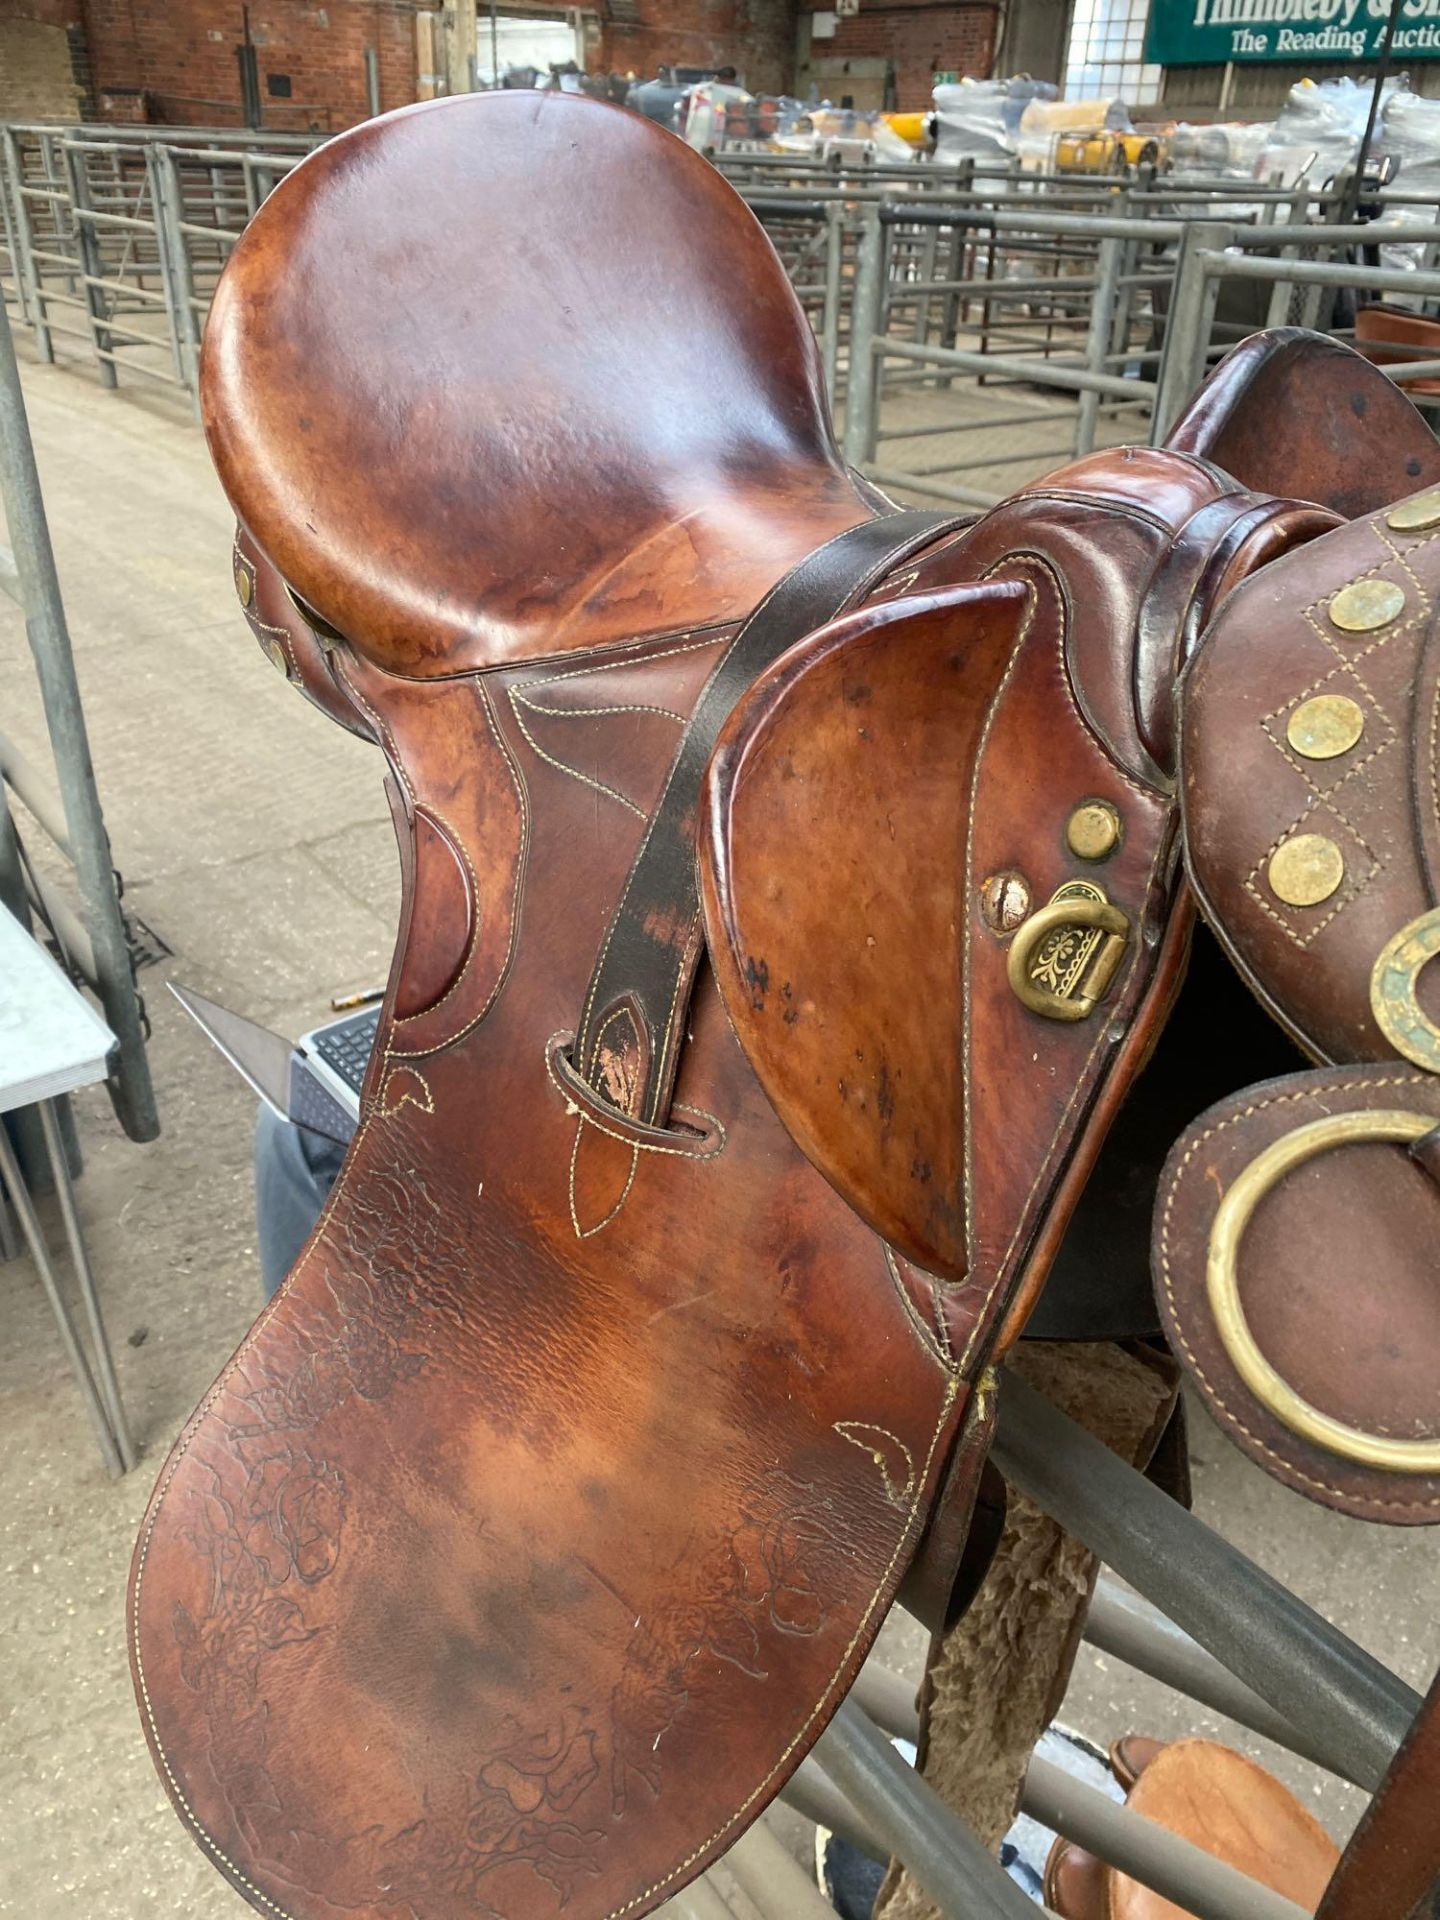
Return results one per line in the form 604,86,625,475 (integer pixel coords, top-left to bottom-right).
1145,0,1440,65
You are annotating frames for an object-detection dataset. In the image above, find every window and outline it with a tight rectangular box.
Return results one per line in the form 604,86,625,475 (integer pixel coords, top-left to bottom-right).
475,14,581,86
1063,0,1162,105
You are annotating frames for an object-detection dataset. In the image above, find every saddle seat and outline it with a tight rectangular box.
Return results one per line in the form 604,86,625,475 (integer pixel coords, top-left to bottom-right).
202,92,875,677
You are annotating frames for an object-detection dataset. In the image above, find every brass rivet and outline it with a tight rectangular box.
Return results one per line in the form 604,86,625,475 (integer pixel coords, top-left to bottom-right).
259,635,288,676
1268,833,1345,908
1286,693,1365,761
234,563,253,608
1386,490,1440,532
980,870,1031,935
1328,578,1405,633
1066,800,1122,862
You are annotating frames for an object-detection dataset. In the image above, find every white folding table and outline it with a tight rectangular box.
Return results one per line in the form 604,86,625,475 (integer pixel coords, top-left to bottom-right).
0,901,136,1474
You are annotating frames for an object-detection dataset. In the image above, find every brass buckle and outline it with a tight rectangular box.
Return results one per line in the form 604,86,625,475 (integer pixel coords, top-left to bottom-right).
1006,881,1130,1023
1207,1108,1440,1473
1371,906,1440,1073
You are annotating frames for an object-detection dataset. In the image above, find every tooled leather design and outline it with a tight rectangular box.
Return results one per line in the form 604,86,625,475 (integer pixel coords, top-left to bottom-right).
131,578,968,1920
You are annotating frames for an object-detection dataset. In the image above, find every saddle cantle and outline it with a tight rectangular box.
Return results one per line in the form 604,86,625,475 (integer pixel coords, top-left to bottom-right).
130,89,1440,1920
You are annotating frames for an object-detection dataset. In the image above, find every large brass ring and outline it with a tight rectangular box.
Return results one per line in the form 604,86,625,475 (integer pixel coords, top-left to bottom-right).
1006,894,1129,1022
1207,1108,1440,1472
1371,906,1440,1073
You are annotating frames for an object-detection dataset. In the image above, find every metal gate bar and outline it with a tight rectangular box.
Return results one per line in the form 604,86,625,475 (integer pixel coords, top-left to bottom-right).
995,1371,1420,1792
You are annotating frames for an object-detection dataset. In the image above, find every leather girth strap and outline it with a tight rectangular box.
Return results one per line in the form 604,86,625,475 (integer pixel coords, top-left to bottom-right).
572,508,964,1126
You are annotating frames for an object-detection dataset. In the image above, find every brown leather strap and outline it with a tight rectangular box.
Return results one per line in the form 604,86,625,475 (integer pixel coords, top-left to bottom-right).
1318,1672,1440,1920
572,508,964,1127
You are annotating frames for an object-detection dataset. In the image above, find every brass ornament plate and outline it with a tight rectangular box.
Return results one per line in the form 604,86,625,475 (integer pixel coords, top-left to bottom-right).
1285,693,1364,762
1065,800,1122,862
1371,906,1440,1073
1386,490,1440,533
1328,578,1406,634
234,563,254,608
1267,833,1344,908
1006,879,1129,1023
1207,1107,1440,1472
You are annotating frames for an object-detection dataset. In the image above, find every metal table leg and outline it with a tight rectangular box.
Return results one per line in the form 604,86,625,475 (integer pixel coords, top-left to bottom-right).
0,1117,123,1476
37,1096,135,1469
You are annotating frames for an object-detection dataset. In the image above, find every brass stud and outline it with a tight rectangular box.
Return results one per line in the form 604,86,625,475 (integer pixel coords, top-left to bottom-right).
1268,833,1345,908
234,563,253,608
1328,578,1405,633
979,870,1031,935
258,635,289,676
1066,800,1122,862
1386,490,1440,532
1286,693,1365,761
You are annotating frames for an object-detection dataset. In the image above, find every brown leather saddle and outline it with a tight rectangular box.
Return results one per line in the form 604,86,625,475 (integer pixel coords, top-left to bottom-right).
130,94,1440,1920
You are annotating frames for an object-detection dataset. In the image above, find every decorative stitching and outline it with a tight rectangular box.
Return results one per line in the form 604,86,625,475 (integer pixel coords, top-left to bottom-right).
1239,800,1382,951
508,685,650,820
930,1276,957,1370
881,1245,956,1374
567,1121,639,1239
384,682,532,1061
377,1064,434,1118
959,570,1040,1341
517,694,687,723
833,1421,916,1504
385,805,483,1026
1157,1073,1440,1511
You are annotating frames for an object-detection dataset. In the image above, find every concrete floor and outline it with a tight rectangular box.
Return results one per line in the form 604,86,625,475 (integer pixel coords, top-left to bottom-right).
0,344,1436,1918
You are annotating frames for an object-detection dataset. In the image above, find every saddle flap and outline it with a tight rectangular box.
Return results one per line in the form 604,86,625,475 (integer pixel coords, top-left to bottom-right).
203,93,870,677
701,578,1031,1287
699,538,1188,1368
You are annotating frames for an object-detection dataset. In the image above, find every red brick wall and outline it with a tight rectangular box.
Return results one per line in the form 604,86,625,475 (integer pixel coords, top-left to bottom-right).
75,0,424,130
818,1,996,108
0,0,91,118
597,0,797,97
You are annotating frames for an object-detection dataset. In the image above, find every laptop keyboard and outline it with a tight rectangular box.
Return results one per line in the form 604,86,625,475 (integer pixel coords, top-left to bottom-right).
309,1006,381,1096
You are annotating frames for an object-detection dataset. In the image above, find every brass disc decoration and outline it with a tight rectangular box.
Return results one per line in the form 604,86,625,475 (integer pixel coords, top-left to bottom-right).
1207,1108,1440,1472
234,563,253,608
1371,906,1440,1073
1328,578,1406,634
1285,693,1364,762
1267,833,1345,908
1065,800,1122,861
259,634,290,677
1386,490,1440,533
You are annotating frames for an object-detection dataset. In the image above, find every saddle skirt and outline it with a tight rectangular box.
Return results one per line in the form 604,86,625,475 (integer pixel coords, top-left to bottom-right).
130,90,1440,1920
